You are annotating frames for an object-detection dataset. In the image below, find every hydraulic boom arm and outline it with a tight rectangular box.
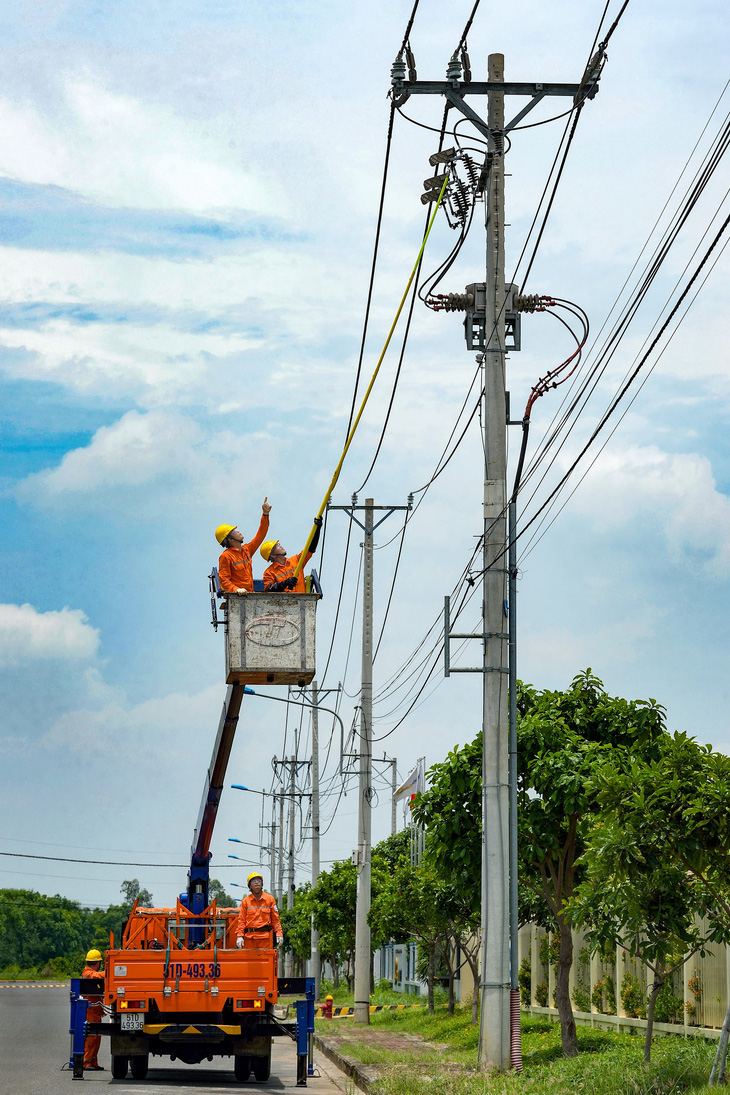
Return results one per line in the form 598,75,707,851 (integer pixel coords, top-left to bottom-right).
183,682,250,915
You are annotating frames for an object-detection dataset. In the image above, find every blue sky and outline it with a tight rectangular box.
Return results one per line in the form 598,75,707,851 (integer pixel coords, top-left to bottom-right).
0,0,729,910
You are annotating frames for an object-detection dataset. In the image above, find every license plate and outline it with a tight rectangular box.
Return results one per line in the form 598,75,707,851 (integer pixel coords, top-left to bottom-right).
121,1013,144,1031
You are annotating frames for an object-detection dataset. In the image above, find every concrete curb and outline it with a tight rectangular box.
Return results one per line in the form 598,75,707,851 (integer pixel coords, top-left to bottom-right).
314,1033,379,1094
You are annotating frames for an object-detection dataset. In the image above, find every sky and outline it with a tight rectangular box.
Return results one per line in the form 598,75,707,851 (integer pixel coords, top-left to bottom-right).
0,0,729,912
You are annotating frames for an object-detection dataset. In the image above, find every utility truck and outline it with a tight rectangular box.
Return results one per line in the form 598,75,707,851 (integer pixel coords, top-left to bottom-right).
69,587,320,1083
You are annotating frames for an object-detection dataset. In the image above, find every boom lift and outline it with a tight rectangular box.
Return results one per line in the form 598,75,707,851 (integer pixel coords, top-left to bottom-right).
69,587,320,1084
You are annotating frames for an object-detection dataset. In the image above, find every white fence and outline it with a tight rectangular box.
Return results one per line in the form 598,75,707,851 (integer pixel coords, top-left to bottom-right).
523,921,728,1037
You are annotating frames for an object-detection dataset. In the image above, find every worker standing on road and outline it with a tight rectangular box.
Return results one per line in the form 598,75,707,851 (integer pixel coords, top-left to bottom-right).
261,516,323,593
216,498,272,593
236,872,283,950
82,949,105,1071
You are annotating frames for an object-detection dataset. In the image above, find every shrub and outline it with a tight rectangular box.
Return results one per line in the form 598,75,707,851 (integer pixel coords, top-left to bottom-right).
538,933,560,970
573,985,591,1012
592,977,616,1014
620,971,647,1019
378,979,393,991
653,980,684,1024
518,955,532,1006
535,981,548,1007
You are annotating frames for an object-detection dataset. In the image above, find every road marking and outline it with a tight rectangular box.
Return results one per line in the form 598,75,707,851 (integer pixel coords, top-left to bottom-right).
0,982,70,988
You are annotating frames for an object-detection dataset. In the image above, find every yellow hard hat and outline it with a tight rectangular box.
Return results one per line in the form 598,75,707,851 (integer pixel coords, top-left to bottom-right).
247,871,263,885
260,540,278,561
215,524,237,545
86,949,102,963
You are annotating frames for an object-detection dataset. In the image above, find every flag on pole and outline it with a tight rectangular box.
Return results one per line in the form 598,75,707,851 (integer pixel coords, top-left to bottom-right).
394,765,419,801
393,763,424,819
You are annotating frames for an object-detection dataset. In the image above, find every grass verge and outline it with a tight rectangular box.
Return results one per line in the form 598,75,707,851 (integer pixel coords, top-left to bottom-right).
316,1008,720,1094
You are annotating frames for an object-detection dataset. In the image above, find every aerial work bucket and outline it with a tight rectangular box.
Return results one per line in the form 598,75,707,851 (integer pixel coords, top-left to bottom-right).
224,592,318,686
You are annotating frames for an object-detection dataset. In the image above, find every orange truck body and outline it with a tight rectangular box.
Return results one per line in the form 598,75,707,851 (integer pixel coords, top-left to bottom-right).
103,898,281,1077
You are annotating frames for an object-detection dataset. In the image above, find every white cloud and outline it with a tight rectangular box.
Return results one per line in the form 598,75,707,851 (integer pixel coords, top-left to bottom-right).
568,443,730,577
17,409,201,499
0,80,284,216
42,681,222,758
0,602,99,664
13,408,285,517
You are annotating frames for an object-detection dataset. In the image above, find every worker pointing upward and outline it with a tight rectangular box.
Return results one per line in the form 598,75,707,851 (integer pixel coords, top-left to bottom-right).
261,516,323,593
216,498,271,593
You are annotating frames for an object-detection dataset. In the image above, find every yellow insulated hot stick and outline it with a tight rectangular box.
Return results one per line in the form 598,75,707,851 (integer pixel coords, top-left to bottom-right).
293,173,450,579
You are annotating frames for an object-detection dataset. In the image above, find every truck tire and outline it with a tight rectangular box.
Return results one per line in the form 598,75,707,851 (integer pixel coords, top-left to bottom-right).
130,1054,149,1079
253,1054,271,1082
234,1054,251,1081
111,1055,129,1079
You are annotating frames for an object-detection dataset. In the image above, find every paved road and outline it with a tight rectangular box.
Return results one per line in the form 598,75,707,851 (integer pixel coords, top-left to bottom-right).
0,984,345,1095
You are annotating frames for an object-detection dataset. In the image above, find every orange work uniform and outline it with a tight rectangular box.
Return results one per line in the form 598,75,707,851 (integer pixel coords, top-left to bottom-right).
82,965,104,1069
236,891,282,949
218,514,269,592
263,550,312,594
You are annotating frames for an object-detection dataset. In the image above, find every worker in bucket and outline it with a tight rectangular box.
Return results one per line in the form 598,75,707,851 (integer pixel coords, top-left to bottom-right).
216,497,272,593
260,516,323,593
82,949,105,1071
235,872,283,950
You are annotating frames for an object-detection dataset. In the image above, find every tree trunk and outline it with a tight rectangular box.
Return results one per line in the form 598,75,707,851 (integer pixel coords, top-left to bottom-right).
444,935,456,1015
464,950,479,1024
710,997,730,1085
644,976,664,1064
555,920,578,1057
332,959,339,990
427,944,435,1013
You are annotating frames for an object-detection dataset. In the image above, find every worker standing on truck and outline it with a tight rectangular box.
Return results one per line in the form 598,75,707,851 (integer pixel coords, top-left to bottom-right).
261,516,323,593
236,872,283,950
82,948,105,1071
216,498,272,593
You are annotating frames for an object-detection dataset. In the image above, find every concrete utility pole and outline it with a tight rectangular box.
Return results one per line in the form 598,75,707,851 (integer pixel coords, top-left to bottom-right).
285,753,296,977
277,793,284,904
259,821,277,896
354,498,374,1025
478,53,510,1070
390,758,398,836
310,681,321,1001
390,44,602,1074
328,495,410,1025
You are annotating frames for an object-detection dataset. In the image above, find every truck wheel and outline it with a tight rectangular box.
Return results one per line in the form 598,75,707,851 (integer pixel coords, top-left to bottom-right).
234,1054,251,1081
253,1054,271,1082
130,1054,149,1079
111,1055,129,1079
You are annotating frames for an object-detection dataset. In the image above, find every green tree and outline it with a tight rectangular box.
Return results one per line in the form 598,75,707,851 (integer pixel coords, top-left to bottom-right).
572,817,718,1061
593,732,730,1082
120,879,153,906
414,670,666,1056
310,859,357,988
0,890,96,972
209,878,237,907
516,671,666,1056
370,858,451,1013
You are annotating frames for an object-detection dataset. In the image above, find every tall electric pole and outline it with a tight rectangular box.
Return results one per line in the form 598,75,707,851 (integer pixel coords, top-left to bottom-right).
277,792,284,904
390,42,601,1073
328,496,410,1025
478,53,510,1070
285,753,296,977
390,758,397,836
310,681,321,1000
354,498,374,1025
